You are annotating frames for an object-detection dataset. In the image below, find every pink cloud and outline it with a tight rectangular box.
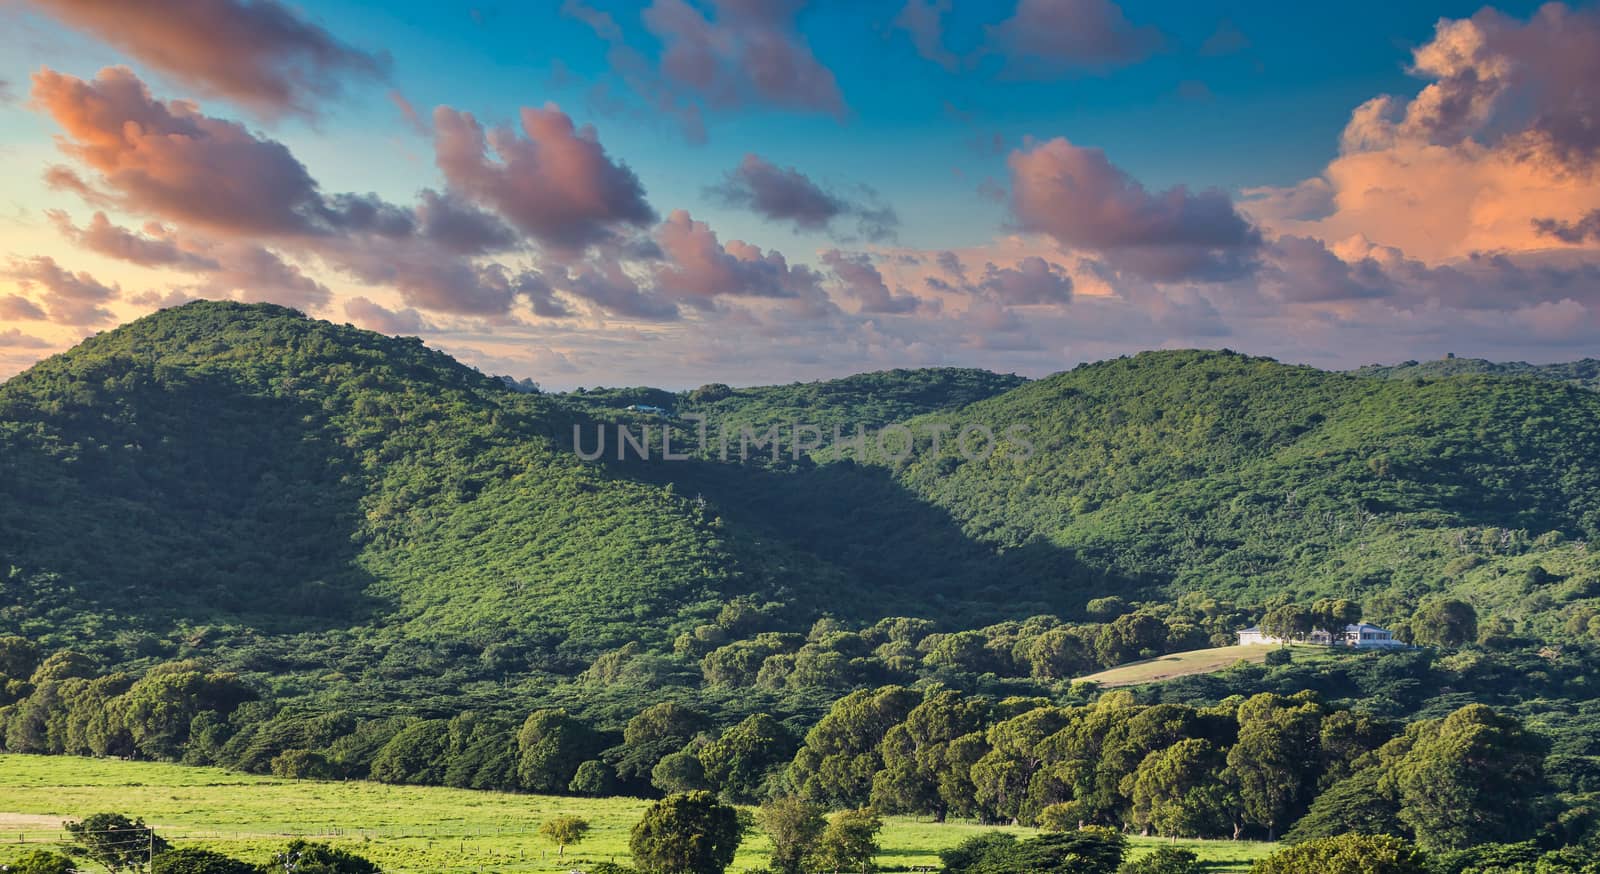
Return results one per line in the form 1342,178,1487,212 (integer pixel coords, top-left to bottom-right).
22,0,388,117
343,296,430,335
31,67,331,236
708,154,897,240
976,257,1074,305
893,1,959,72
1008,137,1261,281
48,210,219,270
983,0,1163,76
644,0,845,118
0,295,48,321
3,256,120,326
433,104,656,253
1246,4,1600,263
821,250,923,314
563,0,843,139
0,329,53,350
652,209,821,306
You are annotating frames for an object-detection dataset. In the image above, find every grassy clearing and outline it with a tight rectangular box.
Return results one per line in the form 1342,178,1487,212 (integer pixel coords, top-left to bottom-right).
1074,644,1340,687
0,754,1274,872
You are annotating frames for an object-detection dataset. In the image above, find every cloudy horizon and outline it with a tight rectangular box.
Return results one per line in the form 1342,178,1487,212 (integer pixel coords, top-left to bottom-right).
2,0,1598,390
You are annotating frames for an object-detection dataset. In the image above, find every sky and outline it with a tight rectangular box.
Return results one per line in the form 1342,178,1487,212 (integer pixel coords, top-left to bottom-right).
1,0,1598,390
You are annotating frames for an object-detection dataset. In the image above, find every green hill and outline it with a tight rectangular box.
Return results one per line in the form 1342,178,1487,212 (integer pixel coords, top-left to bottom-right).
3,304,1600,726
1354,355,1600,391
885,349,1600,627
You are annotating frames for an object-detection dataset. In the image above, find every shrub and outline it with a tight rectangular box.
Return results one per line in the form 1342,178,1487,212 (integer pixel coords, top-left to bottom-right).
1250,833,1429,874
152,848,257,874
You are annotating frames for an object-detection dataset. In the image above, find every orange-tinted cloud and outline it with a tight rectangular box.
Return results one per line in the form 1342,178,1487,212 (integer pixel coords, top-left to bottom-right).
31,67,331,235
1244,3,1600,264
22,0,388,117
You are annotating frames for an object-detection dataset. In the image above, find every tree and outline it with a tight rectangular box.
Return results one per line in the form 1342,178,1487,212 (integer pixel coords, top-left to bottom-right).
789,686,920,808
1281,769,1403,843
870,689,989,820
1310,599,1362,636
1120,848,1202,874
807,807,883,874
540,815,591,857
1260,604,1314,645
1094,614,1168,666
1409,600,1478,648
370,718,451,785
630,791,742,874
698,713,792,802
1227,694,1324,840
1085,596,1129,621
1248,833,1429,874
921,631,994,673
0,635,40,681
941,828,1127,874
969,705,1072,825
5,850,74,874
1382,704,1546,851
67,813,170,871
264,841,380,874
1121,739,1231,837
270,748,335,780
570,759,617,796
151,848,257,874
111,665,254,760
1026,628,1096,680
756,796,826,874
617,702,709,783
517,709,602,793
652,750,709,794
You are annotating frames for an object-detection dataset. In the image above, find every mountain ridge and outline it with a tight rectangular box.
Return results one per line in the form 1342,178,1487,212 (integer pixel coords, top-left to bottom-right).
2,301,1598,725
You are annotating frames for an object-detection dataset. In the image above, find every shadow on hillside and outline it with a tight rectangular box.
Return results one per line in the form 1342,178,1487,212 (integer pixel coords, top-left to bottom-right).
3,366,384,632
590,447,1145,625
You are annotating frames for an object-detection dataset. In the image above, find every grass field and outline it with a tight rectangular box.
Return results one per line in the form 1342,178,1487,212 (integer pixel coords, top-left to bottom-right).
1074,644,1339,687
0,754,1276,872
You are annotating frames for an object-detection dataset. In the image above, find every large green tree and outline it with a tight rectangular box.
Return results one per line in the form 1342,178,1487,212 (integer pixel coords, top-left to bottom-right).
516,709,602,794
755,796,826,874
807,807,883,874
698,713,792,802
1122,738,1232,837
1227,694,1325,840
1382,704,1546,851
629,791,742,874
1409,600,1479,648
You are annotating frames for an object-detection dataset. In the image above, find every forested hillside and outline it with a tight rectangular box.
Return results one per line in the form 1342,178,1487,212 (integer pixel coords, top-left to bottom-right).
1355,356,1600,392
887,350,1600,635
4,303,1600,844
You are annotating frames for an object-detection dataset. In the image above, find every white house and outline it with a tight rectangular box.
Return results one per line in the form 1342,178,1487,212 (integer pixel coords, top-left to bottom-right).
1238,622,1406,649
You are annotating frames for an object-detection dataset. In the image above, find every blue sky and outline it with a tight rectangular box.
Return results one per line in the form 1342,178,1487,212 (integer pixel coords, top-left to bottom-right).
1,0,1597,388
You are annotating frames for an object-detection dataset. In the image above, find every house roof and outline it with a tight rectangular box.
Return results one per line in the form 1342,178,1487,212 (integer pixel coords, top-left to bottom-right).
1235,623,1393,635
